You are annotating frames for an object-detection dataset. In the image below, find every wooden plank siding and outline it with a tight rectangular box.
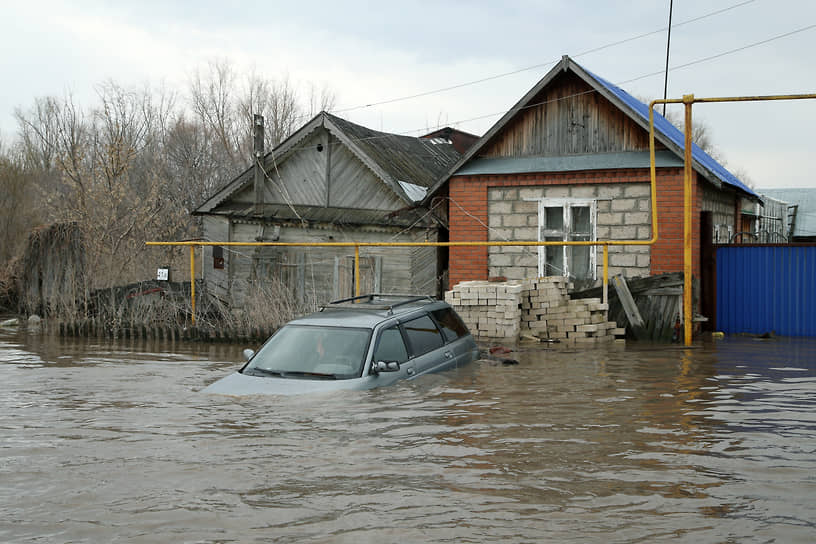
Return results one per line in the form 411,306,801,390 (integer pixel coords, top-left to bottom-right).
194,112,462,310
206,221,436,308
482,72,664,158
201,216,231,300
226,128,404,213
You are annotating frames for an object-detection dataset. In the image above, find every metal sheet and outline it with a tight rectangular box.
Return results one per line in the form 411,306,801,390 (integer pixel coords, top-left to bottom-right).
717,245,816,336
584,66,758,199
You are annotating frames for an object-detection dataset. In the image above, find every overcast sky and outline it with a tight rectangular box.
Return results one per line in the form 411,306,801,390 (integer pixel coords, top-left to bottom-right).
2,0,814,187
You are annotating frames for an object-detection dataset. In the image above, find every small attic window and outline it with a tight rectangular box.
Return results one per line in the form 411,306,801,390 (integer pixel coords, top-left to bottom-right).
428,137,449,145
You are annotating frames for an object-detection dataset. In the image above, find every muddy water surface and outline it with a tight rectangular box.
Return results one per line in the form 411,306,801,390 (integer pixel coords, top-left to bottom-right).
1,328,815,543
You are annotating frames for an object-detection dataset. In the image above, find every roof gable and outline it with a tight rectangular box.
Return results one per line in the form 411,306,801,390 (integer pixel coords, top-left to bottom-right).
195,112,461,215
425,55,757,200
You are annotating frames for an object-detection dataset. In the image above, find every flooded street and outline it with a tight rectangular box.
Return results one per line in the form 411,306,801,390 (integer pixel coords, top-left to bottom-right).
1,329,815,543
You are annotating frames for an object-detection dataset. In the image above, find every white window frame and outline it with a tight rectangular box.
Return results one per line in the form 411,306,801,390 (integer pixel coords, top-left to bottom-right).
532,198,597,279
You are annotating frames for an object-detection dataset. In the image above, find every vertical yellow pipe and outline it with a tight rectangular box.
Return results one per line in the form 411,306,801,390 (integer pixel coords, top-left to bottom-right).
602,244,609,305
683,95,694,346
354,245,360,297
648,104,659,240
190,245,196,325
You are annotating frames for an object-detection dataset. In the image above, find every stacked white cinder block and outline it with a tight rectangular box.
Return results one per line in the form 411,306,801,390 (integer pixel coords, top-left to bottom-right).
446,276,625,345
521,277,624,345
443,280,525,340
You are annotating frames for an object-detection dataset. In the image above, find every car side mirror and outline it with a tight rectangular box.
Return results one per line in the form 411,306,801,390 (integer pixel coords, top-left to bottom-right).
242,348,255,362
371,360,401,374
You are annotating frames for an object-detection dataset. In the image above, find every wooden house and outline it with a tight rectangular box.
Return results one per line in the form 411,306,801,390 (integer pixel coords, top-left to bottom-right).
424,55,760,294
193,112,461,307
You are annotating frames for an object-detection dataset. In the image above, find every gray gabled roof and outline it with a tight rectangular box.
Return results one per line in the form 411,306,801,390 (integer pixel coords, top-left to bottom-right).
194,111,460,215
424,55,758,202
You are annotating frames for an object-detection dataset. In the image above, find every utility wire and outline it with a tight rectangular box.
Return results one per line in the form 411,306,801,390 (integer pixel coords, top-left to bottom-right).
662,0,674,116
235,18,813,209
331,0,757,115
281,21,816,156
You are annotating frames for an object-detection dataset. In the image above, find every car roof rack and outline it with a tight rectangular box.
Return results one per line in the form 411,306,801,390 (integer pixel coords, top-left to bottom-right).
320,293,436,315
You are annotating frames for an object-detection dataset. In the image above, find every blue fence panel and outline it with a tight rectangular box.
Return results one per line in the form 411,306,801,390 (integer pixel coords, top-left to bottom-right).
717,245,816,336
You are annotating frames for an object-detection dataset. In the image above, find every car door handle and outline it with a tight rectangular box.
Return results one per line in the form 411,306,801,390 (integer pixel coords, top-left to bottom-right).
444,351,453,359
406,367,415,376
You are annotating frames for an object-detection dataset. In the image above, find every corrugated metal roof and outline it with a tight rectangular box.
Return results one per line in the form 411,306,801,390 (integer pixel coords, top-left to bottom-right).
581,66,759,198
456,150,683,176
324,113,460,189
759,188,816,237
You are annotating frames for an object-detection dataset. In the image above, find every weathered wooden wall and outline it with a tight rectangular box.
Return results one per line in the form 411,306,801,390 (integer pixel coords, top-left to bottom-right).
201,220,439,308
228,128,404,212
202,216,230,301
482,72,665,158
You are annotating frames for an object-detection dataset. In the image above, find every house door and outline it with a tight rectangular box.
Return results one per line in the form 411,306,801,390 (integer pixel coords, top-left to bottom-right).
333,255,383,299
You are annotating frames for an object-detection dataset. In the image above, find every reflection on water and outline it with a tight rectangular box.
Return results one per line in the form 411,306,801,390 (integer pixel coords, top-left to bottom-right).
1,328,815,543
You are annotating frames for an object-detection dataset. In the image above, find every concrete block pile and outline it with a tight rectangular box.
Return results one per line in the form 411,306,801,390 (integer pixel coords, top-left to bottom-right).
445,276,625,345
443,281,525,340
521,277,624,345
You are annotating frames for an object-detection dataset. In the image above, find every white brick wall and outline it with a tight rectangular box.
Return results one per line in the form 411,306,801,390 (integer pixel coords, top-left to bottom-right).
446,277,625,346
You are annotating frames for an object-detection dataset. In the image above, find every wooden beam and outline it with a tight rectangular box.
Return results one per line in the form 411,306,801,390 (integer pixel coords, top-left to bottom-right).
253,114,265,216
612,274,645,338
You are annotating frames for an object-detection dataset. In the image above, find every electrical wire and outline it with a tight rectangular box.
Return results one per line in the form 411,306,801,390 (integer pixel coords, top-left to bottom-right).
329,0,758,116
273,21,816,159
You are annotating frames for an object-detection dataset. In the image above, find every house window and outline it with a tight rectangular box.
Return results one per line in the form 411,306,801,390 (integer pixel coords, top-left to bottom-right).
537,199,596,280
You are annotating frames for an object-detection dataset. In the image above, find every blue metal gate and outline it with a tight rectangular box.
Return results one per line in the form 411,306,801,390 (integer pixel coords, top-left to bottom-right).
716,245,816,336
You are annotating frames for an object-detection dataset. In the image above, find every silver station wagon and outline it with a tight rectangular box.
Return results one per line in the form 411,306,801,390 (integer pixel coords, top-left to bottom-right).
203,294,479,396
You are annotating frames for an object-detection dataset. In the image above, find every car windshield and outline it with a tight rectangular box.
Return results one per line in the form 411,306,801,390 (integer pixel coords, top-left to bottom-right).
243,325,372,379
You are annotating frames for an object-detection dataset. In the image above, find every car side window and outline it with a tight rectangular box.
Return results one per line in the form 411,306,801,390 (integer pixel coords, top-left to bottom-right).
403,314,445,357
431,308,469,342
373,326,408,363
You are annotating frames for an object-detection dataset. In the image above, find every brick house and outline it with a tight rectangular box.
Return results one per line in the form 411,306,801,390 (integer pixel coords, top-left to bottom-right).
424,55,759,290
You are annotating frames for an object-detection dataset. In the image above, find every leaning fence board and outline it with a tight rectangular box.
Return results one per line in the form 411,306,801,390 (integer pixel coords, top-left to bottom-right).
611,275,644,331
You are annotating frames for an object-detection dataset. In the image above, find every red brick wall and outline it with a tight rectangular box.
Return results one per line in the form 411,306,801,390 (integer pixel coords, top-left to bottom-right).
449,178,488,286
650,169,702,276
447,168,703,287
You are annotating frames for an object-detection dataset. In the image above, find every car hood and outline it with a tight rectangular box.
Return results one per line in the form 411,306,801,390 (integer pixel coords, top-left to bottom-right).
202,371,376,396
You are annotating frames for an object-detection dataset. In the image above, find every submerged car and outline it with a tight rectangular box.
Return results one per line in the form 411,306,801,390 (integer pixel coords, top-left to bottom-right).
203,294,479,395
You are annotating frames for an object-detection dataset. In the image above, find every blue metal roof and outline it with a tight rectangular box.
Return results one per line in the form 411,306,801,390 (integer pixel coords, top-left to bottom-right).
582,67,759,198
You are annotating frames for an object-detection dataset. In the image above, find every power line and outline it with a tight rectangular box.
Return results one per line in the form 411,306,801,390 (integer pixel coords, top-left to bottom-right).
349,22,816,145
249,19,816,178
331,0,757,115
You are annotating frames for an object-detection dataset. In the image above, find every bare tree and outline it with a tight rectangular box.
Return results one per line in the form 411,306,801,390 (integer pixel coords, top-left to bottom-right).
0,153,42,266
189,59,338,175
6,63,337,305
305,81,337,119
190,59,242,168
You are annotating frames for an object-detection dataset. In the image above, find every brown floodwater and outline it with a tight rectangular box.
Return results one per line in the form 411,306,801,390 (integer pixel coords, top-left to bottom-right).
1,326,815,543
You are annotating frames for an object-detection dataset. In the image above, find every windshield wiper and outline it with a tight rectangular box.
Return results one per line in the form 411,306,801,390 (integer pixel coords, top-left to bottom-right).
243,368,340,380
280,371,339,380
243,367,285,378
